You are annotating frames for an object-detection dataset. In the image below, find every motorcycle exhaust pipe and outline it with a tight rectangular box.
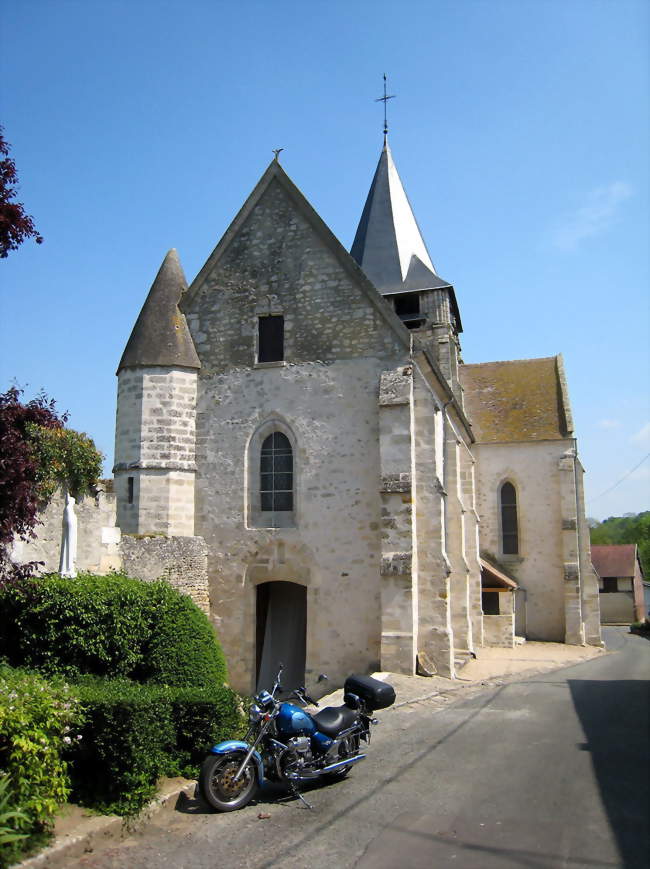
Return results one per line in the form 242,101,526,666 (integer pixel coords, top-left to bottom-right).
320,754,366,774
286,754,368,782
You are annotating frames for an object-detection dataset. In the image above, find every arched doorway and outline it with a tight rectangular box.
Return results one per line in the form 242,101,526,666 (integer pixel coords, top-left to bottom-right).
256,581,306,693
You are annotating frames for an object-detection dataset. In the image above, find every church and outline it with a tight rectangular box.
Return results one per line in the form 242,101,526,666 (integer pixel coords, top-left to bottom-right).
111,135,602,693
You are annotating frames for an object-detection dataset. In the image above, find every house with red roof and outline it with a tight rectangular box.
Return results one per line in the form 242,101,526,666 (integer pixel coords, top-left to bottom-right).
591,544,645,624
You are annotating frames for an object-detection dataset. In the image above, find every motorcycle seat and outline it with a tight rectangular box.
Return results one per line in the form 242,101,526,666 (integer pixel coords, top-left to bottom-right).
312,704,359,737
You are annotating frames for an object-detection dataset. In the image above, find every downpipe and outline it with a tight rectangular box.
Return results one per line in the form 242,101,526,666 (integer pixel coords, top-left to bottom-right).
285,753,367,782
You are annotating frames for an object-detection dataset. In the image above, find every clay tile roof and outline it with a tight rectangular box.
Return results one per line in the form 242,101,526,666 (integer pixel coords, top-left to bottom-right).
118,249,200,373
459,356,571,443
591,544,639,578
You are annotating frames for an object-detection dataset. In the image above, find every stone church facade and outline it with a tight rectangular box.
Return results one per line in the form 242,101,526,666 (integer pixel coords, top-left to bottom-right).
17,139,602,693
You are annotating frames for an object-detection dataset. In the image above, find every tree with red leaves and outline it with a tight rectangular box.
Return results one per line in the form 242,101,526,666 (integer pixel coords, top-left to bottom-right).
0,387,102,583
0,127,43,258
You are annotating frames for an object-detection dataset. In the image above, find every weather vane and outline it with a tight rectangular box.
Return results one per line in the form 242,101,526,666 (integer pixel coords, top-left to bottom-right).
375,73,395,140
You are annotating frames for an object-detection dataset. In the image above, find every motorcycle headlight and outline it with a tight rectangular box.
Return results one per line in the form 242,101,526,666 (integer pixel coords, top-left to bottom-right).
249,704,263,723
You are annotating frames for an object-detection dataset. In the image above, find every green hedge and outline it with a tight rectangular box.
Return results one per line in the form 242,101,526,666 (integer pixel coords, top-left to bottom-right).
65,679,243,816
0,574,227,688
0,667,80,868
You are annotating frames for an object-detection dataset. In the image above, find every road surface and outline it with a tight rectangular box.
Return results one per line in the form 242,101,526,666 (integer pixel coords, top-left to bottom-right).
69,627,649,868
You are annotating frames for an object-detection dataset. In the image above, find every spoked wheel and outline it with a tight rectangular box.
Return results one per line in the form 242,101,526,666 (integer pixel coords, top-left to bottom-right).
323,734,360,782
199,753,258,812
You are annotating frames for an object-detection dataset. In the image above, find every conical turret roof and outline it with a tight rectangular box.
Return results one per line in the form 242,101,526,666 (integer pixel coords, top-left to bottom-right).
117,249,200,373
351,141,452,294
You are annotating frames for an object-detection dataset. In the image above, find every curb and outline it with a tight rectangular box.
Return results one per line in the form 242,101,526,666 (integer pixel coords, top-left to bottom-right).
18,779,198,869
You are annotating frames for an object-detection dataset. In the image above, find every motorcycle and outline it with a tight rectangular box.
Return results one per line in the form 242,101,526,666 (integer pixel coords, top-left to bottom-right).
198,666,396,811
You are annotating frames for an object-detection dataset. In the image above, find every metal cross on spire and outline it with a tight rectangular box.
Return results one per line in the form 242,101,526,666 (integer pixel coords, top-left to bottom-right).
375,73,395,142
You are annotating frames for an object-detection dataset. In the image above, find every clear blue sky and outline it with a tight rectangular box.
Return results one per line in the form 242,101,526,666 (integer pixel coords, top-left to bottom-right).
1,0,648,521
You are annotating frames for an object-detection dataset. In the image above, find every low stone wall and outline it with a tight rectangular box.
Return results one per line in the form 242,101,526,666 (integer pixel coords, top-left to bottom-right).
119,534,210,614
483,613,515,647
11,485,120,575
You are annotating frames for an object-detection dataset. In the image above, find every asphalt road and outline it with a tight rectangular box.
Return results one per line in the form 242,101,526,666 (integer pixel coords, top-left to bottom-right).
70,627,649,869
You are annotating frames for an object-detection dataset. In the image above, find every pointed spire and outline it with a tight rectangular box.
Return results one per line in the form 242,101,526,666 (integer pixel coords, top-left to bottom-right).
350,141,452,294
117,249,200,372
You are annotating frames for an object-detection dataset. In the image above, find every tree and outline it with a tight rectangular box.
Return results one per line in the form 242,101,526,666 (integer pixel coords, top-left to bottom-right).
0,387,103,583
0,127,43,258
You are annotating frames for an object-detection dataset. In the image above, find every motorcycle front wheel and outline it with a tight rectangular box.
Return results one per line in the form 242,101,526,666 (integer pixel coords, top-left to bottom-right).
199,752,258,812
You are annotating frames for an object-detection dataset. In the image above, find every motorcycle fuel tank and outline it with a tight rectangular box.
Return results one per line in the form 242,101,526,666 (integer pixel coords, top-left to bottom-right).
276,702,316,736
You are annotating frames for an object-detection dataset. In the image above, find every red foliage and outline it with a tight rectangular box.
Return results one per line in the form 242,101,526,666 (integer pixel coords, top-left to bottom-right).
0,387,67,582
0,127,43,258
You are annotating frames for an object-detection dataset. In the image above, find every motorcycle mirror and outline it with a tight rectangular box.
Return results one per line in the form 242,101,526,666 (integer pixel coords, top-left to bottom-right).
317,674,329,682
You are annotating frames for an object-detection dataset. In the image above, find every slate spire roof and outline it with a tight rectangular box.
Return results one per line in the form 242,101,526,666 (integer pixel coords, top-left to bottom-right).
117,248,200,373
350,140,452,295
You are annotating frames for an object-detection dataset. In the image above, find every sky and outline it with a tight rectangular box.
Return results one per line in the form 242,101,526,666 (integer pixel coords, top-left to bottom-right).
1,0,648,521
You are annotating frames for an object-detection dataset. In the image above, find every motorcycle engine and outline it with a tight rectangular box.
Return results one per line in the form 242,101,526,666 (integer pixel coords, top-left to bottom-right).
286,736,312,759
276,736,313,780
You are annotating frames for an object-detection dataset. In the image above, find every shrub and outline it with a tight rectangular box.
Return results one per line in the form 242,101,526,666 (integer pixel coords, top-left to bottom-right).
65,679,243,815
0,574,227,688
0,667,81,867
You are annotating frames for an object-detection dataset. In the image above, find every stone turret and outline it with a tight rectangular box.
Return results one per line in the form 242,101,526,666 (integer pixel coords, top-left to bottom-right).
114,249,200,535
351,139,463,400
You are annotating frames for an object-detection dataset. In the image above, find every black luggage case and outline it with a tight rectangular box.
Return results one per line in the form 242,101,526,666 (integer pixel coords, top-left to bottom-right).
344,674,396,711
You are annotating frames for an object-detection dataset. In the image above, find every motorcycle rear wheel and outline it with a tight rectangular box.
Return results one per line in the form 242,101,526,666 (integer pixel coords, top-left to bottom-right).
199,753,257,812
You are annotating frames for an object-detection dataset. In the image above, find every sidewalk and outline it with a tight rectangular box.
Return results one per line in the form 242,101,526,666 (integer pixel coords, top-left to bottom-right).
18,639,605,868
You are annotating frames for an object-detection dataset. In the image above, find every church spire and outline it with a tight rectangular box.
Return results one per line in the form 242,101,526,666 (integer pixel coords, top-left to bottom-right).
350,141,452,295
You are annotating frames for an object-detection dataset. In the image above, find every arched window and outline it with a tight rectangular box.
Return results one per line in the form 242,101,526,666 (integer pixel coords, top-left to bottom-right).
260,432,293,512
500,482,519,555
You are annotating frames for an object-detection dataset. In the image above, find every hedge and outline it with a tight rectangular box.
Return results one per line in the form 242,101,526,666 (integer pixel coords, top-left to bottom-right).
0,667,80,868
65,679,243,816
0,574,227,688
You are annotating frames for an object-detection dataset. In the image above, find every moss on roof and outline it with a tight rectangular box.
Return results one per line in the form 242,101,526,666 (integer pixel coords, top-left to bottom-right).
460,356,570,443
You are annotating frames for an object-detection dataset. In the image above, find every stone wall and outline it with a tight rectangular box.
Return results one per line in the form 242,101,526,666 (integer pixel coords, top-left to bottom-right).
182,174,418,693
473,440,570,642
119,534,209,614
11,486,210,617
11,485,121,575
483,614,515,647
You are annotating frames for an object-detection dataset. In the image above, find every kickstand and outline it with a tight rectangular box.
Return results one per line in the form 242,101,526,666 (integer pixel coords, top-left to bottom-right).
290,784,314,810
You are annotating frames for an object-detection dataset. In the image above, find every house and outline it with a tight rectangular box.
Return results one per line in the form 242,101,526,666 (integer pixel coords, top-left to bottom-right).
591,544,646,624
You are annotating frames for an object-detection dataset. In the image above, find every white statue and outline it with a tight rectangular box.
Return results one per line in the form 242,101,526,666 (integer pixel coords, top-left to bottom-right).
59,491,78,578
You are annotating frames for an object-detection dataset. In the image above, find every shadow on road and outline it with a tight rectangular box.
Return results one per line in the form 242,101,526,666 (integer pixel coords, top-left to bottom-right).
568,678,649,867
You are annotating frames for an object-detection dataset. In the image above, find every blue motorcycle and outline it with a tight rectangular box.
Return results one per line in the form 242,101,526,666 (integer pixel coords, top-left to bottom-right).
199,666,396,811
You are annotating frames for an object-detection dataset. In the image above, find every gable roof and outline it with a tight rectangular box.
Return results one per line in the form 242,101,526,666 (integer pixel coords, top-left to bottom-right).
591,544,640,578
117,249,200,373
459,355,573,443
181,159,407,352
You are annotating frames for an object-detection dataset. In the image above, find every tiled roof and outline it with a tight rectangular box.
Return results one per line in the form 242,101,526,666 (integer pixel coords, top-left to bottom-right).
591,544,639,578
459,356,571,443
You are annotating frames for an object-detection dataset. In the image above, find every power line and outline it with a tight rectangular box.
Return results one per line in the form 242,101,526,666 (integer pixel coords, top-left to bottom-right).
587,452,650,503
